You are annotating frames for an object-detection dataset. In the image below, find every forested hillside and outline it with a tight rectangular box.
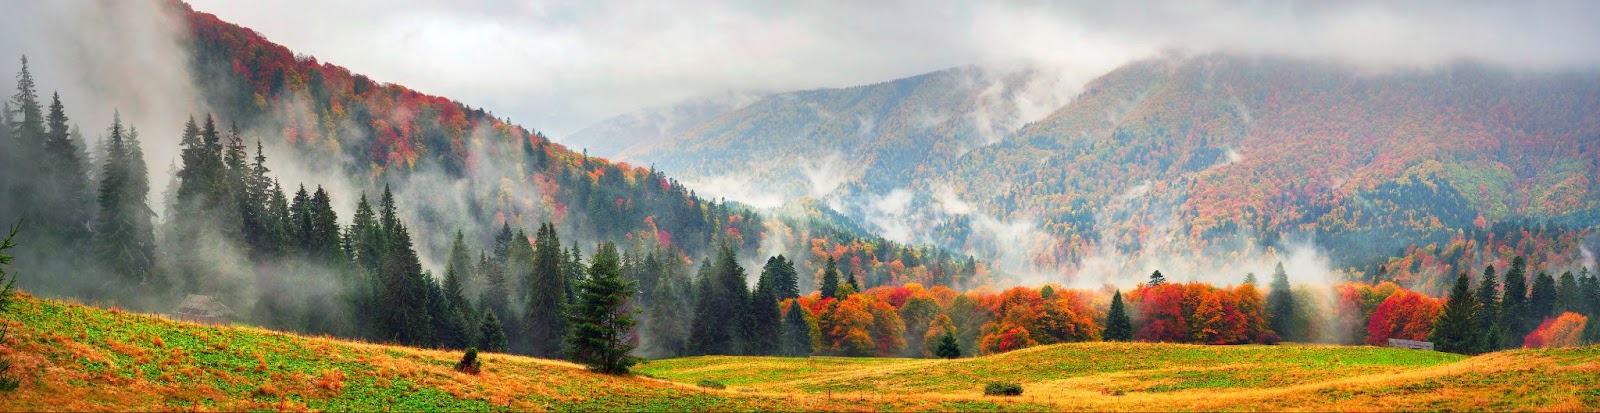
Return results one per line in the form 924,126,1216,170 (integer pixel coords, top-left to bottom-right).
941,55,1600,294
0,1,984,361
590,53,1600,295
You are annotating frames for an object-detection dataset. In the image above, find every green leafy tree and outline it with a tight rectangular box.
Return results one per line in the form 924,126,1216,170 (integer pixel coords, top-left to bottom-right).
1429,272,1480,354
565,241,639,374
1104,290,1133,341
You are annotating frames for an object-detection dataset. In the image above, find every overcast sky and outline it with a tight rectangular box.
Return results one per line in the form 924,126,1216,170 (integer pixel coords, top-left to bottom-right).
175,1,1600,136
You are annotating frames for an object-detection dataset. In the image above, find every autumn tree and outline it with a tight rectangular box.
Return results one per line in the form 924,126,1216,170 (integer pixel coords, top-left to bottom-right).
1523,312,1587,349
1365,290,1442,345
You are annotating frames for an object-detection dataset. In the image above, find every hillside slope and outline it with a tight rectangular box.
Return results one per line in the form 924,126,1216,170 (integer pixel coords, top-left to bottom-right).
642,342,1600,411
0,293,1050,411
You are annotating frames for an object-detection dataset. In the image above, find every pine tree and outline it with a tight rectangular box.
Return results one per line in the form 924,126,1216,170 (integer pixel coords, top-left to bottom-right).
780,300,813,357
1472,265,1502,352
1243,272,1258,286
93,114,155,286
820,256,841,299
843,262,860,293
427,274,470,349
774,255,800,300
748,256,784,355
1430,272,1480,354
1554,271,1579,315
526,223,568,358
477,307,507,352
9,57,45,212
689,245,751,355
644,254,692,358
1528,272,1557,324
1579,268,1600,344
1496,256,1530,348
565,241,639,375
1148,270,1166,286
374,185,432,346
1105,290,1133,341
1267,262,1300,341
933,332,962,359
41,92,90,240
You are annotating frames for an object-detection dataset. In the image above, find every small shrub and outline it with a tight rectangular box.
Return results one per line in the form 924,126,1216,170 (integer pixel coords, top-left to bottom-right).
455,347,481,374
984,382,1022,396
696,379,726,390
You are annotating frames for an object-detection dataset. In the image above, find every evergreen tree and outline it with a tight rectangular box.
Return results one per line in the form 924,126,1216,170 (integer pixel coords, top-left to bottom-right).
427,274,470,349
820,256,840,299
843,262,860,293
1554,271,1579,315
477,306,507,352
644,254,692,358
8,57,45,215
565,241,638,374
773,255,800,300
1496,256,1530,348
94,114,156,286
347,194,382,270
1243,272,1257,286
747,257,783,355
688,245,750,355
1579,269,1600,344
1267,262,1300,341
1472,265,1502,352
1104,290,1133,341
41,92,90,240
526,223,568,358
1429,272,1480,354
444,230,475,313
933,332,962,359
1528,272,1557,323
307,187,342,262
1148,270,1166,286
373,185,432,346
780,300,813,357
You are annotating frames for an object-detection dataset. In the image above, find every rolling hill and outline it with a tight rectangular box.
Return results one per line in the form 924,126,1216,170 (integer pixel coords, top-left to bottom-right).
4,291,1594,411
581,54,1600,294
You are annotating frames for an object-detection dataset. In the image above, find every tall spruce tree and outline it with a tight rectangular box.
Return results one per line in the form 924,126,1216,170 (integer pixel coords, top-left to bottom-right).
644,253,692,358
689,245,750,355
477,306,508,352
780,300,813,357
374,185,432,346
565,241,638,374
1266,262,1300,341
820,256,840,299
1472,265,1502,352
93,114,155,285
1105,290,1133,341
1429,272,1480,354
773,255,800,300
1528,272,1557,323
41,92,90,241
1496,256,1530,348
1554,271,1579,315
748,258,783,355
526,223,568,358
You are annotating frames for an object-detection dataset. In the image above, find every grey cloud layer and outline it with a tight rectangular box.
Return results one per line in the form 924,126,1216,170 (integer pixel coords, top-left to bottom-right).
184,0,1600,137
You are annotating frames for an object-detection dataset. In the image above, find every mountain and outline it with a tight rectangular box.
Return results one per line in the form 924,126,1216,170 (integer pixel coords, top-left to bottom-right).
585,54,1600,294
594,65,1078,203
562,91,766,159
174,2,981,291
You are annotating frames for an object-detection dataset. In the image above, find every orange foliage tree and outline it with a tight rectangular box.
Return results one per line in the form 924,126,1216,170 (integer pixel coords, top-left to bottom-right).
1524,312,1587,349
1364,290,1442,345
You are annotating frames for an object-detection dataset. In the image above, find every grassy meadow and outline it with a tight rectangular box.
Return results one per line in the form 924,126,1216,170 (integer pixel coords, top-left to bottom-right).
0,292,1595,411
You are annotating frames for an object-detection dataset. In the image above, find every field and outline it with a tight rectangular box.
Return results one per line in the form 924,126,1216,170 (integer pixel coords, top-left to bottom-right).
0,293,1596,412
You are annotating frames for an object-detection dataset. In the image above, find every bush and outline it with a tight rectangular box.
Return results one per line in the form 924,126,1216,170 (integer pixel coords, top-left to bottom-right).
984,382,1022,396
696,379,726,390
455,347,481,374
